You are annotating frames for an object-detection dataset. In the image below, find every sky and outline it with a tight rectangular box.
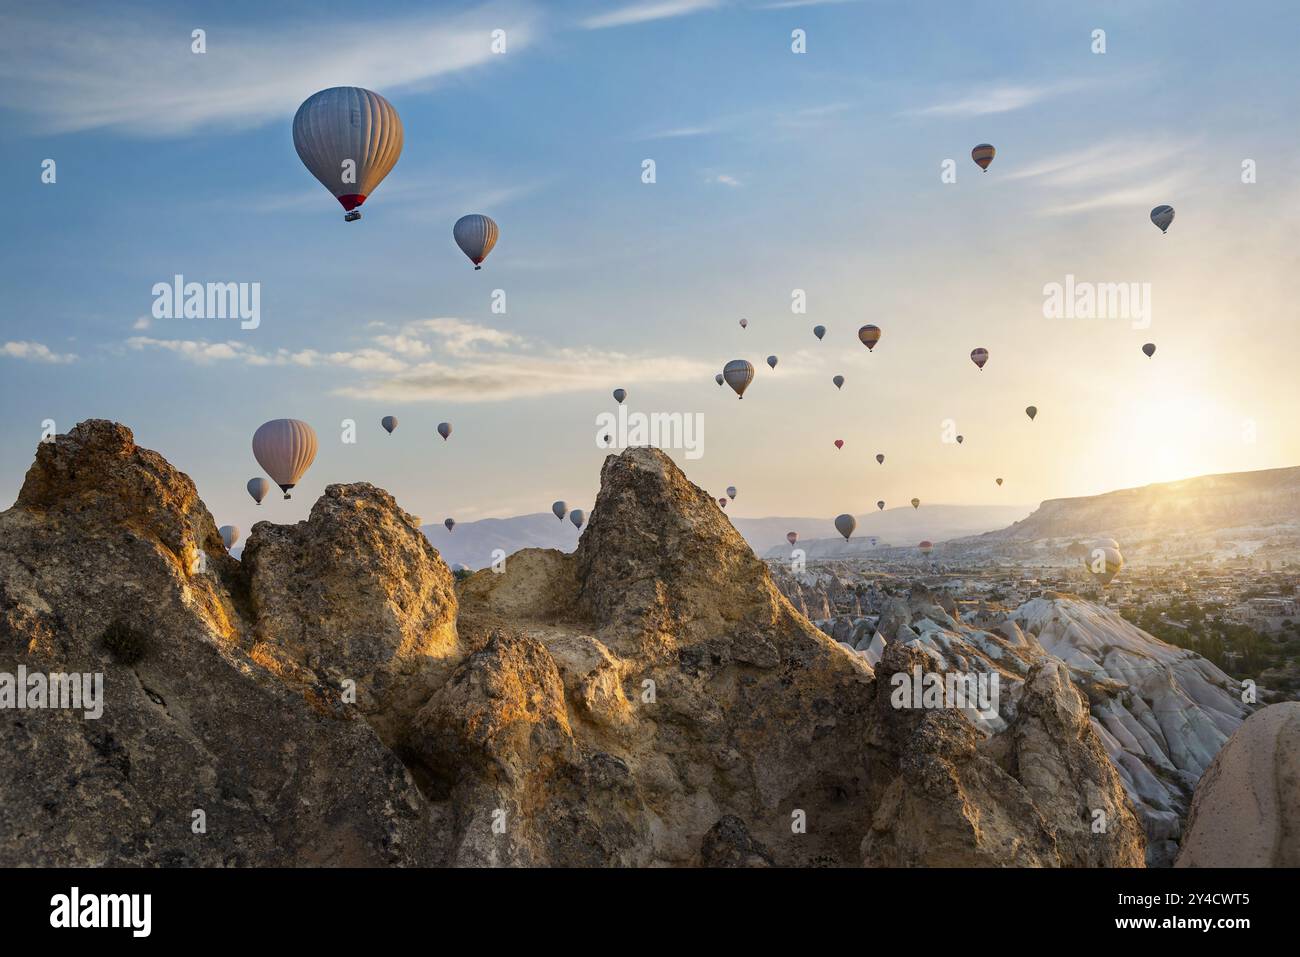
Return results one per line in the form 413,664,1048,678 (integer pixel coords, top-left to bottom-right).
3,0,1300,536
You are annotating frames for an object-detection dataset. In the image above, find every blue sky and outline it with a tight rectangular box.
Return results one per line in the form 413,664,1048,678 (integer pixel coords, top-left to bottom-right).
3,0,1300,535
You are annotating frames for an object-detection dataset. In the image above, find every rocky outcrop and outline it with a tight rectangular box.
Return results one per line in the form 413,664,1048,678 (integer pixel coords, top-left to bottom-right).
241,482,459,748
1,425,1149,868
0,422,430,866
1175,702,1300,867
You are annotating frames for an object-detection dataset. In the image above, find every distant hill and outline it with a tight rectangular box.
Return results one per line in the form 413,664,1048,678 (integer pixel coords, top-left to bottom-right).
425,503,1034,569
949,465,1300,564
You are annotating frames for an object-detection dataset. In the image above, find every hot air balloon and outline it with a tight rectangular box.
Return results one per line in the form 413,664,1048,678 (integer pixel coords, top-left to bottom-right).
718,498,728,508
1025,406,1037,421
876,501,885,511
252,419,318,499
613,388,627,404
739,318,748,329
813,325,826,341
786,531,798,546
437,422,452,441
956,435,964,444
834,439,844,450
832,375,845,390
970,347,989,370
219,525,240,550
453,214,499,269
919,540,933,554
858,325,881,351
443,518,456,532
1086,546,1124,586
726,486,737,500
570,509,586,530
834,513,856,541
1142,343,1156,358
552,501,568,520
766,355,778,370
293,87,403,222
381,415,398,434
1150,205,1175,234
911,498,920,509
715,372,725,386
875,453,884,465
723,359,755,399
247,477,271,505
996,478,1003,486
971,143,996,171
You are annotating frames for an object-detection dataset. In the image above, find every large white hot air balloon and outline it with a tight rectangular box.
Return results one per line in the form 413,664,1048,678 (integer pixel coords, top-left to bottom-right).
723,359,755,399
453,214,499,269
252,419,318,499
293,87,403,222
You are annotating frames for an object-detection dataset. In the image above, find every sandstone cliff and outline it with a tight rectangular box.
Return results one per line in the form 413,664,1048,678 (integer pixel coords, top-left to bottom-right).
0,422,1146,867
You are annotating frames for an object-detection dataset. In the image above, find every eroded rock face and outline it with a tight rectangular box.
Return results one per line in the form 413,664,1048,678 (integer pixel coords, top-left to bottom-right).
1175,702,1300,867
1,426,1149,868
0,422,431,866
241,482,459,747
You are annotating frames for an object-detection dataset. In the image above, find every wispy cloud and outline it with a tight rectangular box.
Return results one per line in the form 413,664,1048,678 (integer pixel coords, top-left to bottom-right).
580,0,721,30
2,341,77,363
708,173,743,187
1007,138,1196,217
126,318,714,402
0,2,538,136
905,80,1088,118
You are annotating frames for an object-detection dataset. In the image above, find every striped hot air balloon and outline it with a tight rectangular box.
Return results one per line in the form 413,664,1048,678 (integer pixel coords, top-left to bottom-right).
1150,205,1175,234
971,347,989,370
293,87,403,222
454,214,499,269
723,359,754,399
858,325,882,351
971,143,996,171
252,419,318,499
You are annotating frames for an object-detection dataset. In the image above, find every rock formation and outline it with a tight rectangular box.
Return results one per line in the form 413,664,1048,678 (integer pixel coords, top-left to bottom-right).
0,422,1147,867
1175,702,1300,867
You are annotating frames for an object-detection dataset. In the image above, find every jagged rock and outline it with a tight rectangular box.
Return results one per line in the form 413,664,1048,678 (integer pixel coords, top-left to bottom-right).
0,422,431,866
1175,702,1300,867
698,815,775,867
241,482,459,747
861,641,1144,867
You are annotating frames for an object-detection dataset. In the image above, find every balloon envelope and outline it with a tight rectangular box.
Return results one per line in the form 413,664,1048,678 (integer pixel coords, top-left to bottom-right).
911,498,920,509
219,525,240,550
971,143,996,170
1025,406,1037,421
786,531,798,546
718,498,727,508
723,359,755,399
857,325,882,351
970,347,989,370
739,318,748,329
293,87,403,218
613,388,627,404
381,415,398,434
834,439,844,449
876,501,885,511
1150,205,1175,233
919,540,933,553
996,478,1003,486
834,513,856,541
1086,546,1124,585
832,375,844,390
726,486,737,500
246,477,271,505
570,509,586,529
1142,343,1156,358
876,453,884,465
252,419,318,498
813,325,826,340
715,373,725,386
766,355,778,369
956,435,964,444
552,501,568,520
437,422,452,440
453,214,499,268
